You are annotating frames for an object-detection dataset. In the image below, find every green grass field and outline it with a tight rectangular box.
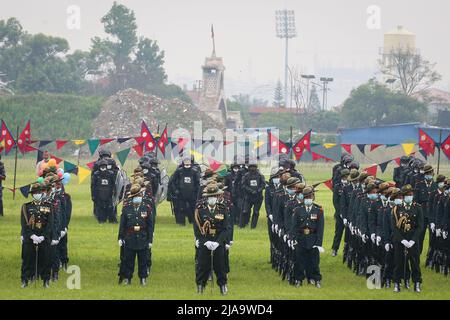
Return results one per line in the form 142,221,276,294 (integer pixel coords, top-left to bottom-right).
0,158,449,300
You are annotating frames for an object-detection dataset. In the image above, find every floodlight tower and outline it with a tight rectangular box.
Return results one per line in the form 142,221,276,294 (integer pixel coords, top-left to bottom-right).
276,9,297,108
320,77,333,110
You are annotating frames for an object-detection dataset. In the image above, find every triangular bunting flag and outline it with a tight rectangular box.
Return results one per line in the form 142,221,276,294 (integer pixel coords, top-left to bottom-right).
323,143,337,149
78,167,91,184
36,150,44,164
356,144,366,155
19,185,31,198
51,155,63,164
56,140,69,150
363,165,378,177
64,161,77,174
370,144,382,152
311,152,333,162
72,140,86,146
88,139,100,156
117,137,131,144
178,137,189,150
253,140,265,150
190,149,203,162
379,161,390,173
38,140,53,148
341,144,352,154
100,138,115,146
86,161,96,170
419,149,428,160
401,143,415,156
116,148,131,167
207,157,222,171
394,157,401,166
133,144,144,157
386,144,398,148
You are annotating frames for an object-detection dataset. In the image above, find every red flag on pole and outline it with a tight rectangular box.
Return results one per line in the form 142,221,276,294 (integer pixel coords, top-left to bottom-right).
137,121,157,152
157,125,169,154
17,120,31,154
292,130,312,160
363,165,378,177
441,135,450,159
323,179,333,191
419,129,436,156
268,132,289,155
0,120,16,155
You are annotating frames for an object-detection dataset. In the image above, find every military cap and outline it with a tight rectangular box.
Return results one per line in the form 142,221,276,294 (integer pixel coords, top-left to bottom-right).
436,175,446,183
29,182,46,194
286,177,301,188
204,168,214,178
127,184,143,198
359,172,369,182
340,168,350,177
364,176,375,185
295,182,306,193
378,182,390,192
348,161,360,170
390,188,402,199
365,183,378,193
424,164,433,174
348,169,360,182
401,184,414,195
97,158,109,167
270,167,285,179
202,184,224,197
280,172,292,184
385,187,396,198
302,186,315,197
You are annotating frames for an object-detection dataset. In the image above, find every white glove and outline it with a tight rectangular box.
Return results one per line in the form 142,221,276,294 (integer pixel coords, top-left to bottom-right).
371,233,376,243
149,243,153,249
274,224,279,233
385,243,390,252
225,244,231,250
430,223,436,233
118,239,124,247
38,236,45,243
229,241,233,246
436,229,442,237
376,236,382,246
210,242,220,251
30,234,39,244
271,224,275,233
268,214,273,222
20,236,24,244
204,241,214,250
343,218,348,226
60,230,66,238
358,229,362,237
408,240,415,248
443,231,448,239
278,229,282,237
283,234,288,243
313,246,325,253
401,239,409,248
195,239,199,248
51,240,59,246
361,234,367,243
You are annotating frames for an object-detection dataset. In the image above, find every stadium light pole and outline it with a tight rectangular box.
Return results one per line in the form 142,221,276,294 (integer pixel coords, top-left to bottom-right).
276,9,297,108
301,74,315,111
320,77,333,111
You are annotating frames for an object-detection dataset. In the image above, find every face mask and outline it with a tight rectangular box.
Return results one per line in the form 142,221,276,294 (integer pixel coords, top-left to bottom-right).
56,188,62,193
438,182,445,189
132,197,143,205
100,167,107,171
367,193,378,200
107,165,112,170
341,179,348,184
208,197,217,206
233,168,239,173
32,193,43,202
287,189,295,195
272,178,280,185
380,195,387,201
304,199,313,206
184,165,191,169
297,193,304,201
389,200,395,206
425,175,433,181
52,187,56,193
394,199,403,206
361,184,366,190
404,196,413,204
420,170,425,174
143,169,149,174
445,190,449,196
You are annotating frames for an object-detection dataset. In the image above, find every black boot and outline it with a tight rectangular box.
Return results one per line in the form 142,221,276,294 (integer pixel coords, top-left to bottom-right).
122,278,131,285
43,280,50,288
385,279,391,288
315,281,321,289
140,278,147,286
295,280,302,287
414,282,421,293
51,271,58,282
250,213,259,229
404,279,410,289
118,277,123,285
220,284,228,295
393,283,401,293
21,280,28,288
197,285,205,294
331,249,337,257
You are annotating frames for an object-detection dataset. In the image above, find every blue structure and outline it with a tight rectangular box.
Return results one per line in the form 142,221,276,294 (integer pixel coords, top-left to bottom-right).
338,123,450,145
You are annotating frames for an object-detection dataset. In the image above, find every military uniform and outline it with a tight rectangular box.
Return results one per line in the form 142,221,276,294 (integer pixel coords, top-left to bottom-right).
331,169,350,255
391,185,423,292
118,185,154,285
290,189,324,286
240,165,265,228
194,185,229,295
91,159,116,223
20,184,57,287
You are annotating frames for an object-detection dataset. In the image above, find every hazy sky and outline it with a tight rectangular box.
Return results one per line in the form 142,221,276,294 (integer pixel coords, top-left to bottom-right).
2,0,450,106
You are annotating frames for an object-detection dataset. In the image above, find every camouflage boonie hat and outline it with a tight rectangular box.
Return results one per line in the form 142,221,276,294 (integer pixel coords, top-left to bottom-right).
302,186,315,197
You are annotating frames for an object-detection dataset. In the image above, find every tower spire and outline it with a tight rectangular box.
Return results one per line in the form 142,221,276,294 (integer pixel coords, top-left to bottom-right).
211,24,216,57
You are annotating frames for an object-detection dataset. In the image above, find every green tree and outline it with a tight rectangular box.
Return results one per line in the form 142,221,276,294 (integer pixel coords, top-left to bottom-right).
309,85,321,111
340,79,427,128
273,80,284,108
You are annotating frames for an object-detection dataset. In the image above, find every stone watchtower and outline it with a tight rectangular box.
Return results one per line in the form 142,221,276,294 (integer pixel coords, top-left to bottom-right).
197,25,243,129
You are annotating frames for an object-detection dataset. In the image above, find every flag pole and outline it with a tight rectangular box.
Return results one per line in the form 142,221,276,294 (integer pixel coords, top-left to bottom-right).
155,124,160,158
77,144,82,167
12,125,19,200
437,129,442,175
290,126,293,160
